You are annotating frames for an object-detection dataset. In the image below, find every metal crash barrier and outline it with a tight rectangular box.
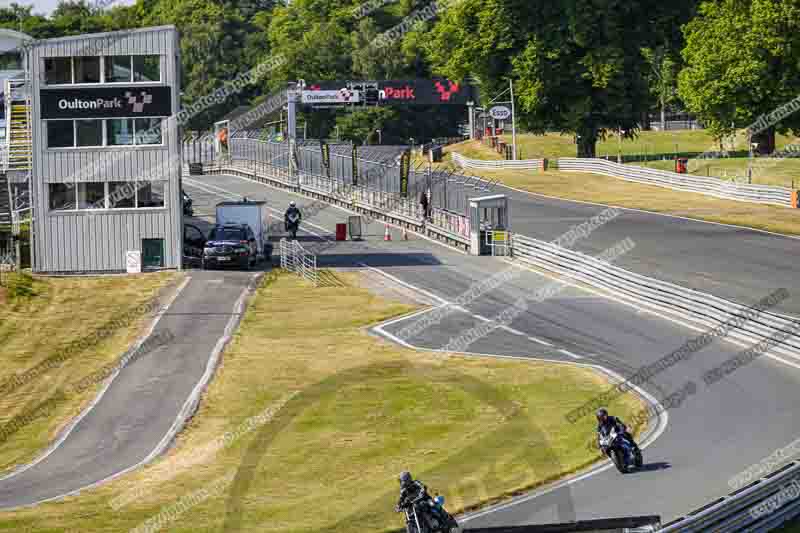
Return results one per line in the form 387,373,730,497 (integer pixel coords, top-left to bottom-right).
463,515,661,532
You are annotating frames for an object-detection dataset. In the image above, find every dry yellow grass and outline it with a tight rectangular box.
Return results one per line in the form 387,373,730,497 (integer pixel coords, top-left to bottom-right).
443,141,800,235
0,271,180,473
0,270,646,533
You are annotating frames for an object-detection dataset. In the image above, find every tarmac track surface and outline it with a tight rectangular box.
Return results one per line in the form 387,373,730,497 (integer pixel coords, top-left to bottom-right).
0,172,798,529
183,173,800,526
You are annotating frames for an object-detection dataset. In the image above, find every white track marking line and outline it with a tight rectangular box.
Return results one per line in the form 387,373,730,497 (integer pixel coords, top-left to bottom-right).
0,275,192,484
528,336,554,346
358,262,451,306
184,178,331,238
559,349,584,360
503,258,800,372
368,274,669,524
500,326,526,336
216,171,470,255
473,314,492,323
495,182,800,242
0,274,261,510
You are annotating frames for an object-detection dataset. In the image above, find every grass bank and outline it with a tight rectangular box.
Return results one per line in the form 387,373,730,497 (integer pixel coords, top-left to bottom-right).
0,270,647,532
0,271,179,474
445,141,800,236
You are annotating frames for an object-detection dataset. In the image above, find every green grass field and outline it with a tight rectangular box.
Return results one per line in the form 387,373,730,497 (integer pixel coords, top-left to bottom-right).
0,270,647,532
497,130,798,161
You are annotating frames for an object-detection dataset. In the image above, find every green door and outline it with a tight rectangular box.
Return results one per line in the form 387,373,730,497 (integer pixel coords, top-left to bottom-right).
142,239,165,269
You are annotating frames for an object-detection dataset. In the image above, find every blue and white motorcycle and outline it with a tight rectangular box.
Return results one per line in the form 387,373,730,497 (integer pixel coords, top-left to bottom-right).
599,427,643,473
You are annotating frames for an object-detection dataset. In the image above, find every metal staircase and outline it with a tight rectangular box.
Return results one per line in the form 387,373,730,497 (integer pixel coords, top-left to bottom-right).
6,79,31,172
2,77,32,235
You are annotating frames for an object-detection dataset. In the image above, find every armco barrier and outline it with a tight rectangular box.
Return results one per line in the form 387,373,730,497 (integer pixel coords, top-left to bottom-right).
659,461,800,532
510,233,800,531
201,160,473,252
558,158,794,207
511,234,800,362
452,152,544,171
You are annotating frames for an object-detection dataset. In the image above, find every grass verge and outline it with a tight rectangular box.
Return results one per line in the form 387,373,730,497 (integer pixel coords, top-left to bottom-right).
444,141,800,236
0,270,647,532
0,271,180,474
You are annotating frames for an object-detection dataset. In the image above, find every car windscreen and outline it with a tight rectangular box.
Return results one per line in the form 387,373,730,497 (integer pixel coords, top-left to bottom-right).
209,228,245,241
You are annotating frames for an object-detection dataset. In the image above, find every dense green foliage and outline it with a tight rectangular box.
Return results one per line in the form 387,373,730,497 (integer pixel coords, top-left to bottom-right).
2,0,799,153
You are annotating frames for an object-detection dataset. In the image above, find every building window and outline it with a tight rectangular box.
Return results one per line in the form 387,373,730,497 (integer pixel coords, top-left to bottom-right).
76,120,103,147
107,119,134,146
49,181,167,212
73,56,101,84
133,55,161,82
44,57,72,84
44,54,161,85
48,184,76,210
107,182,137,209
137,181,165,208
134,118,162,145
78,182,106,209
47,120,75,148
47,118,163,148
104,55,131,83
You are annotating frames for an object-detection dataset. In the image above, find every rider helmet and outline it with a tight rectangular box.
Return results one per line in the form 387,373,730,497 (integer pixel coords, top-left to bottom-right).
399,471,413,487
289,201,296,208
596,408,609,423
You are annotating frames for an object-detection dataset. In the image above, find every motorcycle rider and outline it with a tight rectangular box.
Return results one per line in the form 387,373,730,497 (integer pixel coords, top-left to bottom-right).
284,201,302,239
596,408,641,455
396,471,435,528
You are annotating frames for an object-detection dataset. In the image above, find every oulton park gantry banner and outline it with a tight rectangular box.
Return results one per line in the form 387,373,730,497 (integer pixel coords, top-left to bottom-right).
303,79,479,106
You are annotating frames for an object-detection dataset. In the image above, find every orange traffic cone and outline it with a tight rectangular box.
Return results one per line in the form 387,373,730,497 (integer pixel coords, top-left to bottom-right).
384,225,392,241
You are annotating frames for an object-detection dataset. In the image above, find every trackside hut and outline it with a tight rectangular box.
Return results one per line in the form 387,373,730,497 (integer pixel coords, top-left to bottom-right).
29,26,182,272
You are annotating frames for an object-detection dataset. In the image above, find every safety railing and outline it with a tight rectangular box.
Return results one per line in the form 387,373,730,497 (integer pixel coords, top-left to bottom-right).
430,207,470,240
510,233,800,361
660,461,800,532
558,158,795,208
279,238,318,286
452,152,544,171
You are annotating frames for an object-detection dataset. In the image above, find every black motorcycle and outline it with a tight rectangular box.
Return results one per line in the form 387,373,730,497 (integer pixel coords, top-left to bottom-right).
599,427,643,473
397,494,459,533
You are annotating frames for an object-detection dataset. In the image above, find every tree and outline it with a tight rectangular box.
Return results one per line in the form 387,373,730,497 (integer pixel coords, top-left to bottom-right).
679,0,800,154
642,47,680,131
425,0,698,157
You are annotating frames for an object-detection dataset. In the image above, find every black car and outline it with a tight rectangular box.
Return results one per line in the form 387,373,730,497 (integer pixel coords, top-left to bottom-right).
202,224,257,270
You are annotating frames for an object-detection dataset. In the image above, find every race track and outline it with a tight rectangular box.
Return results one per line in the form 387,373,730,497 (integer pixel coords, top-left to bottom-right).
1,170,798,530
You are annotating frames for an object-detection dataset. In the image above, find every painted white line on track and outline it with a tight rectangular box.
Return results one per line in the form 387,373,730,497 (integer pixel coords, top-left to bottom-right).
365,270,669,524
0,274,193,490
559,349,584,360
528,336,554,347
214,171,471,255
495,181,800,242
184,178,331,238
358,262,451,306
500,326,526,336
473,314,492,323
502,258,800,372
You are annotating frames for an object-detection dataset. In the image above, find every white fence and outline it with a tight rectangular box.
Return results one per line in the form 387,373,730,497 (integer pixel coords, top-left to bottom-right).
511,233,800,361
510,231,800,530
279,238,318,286
558,158,795,207
452,152,543,171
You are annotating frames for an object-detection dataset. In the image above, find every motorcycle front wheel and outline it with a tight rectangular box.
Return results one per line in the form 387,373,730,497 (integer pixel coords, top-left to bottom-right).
611,449,627,473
